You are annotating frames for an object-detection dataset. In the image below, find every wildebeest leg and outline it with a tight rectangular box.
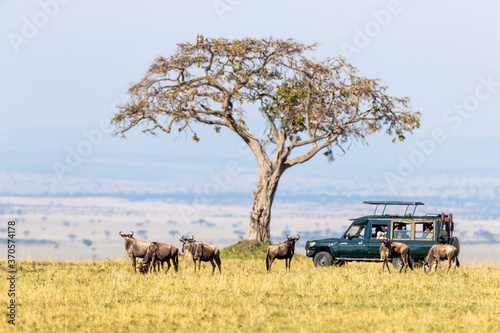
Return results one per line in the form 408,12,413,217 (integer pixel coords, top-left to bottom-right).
153,257,159,273
173,255,179,273
198,259,202,273
288,257,293,271
210,259,216,275
268,257,275,272
131,256,136,273
382,259,391,274
148,257,155,273
165,259,171,274
193,259,197,273
400,252,408,274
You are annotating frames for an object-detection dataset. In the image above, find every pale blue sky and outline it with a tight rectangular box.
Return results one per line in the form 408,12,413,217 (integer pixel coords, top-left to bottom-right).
1,0,500,190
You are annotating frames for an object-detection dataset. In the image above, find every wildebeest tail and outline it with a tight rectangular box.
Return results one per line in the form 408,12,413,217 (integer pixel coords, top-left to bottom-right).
266,249,270,271
407,250,414,270
173,248,179,271
455,255,460,268
214,248,221,270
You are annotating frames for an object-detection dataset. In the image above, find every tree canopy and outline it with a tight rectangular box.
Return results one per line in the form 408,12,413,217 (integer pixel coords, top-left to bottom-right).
112,36,420,241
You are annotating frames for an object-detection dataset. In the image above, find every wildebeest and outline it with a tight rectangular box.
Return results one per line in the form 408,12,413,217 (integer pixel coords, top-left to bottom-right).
423,244,460,274
379,239,414,274
141,242,179,274
179,236,221,275
138,262,149,274
266,234,300,272
119,231,158,273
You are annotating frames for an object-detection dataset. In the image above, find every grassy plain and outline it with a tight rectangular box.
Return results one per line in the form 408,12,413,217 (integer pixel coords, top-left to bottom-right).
1,241,499,332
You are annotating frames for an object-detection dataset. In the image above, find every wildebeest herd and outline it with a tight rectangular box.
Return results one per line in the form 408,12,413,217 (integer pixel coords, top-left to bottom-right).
119,231,299,274
379,239,460,274
120,231,460,274
119,231,221,274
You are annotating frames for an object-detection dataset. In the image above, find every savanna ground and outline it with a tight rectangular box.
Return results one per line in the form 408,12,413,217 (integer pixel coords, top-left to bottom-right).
1,241,499,332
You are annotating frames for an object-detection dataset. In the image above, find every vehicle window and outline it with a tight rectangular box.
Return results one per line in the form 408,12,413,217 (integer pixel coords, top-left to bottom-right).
345,226,365,239
415,222,434,240
371,224,387,239
392,222,411,239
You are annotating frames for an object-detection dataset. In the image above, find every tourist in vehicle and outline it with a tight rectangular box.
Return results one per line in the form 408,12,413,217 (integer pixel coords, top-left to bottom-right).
424,226,433,239
376,226,387,239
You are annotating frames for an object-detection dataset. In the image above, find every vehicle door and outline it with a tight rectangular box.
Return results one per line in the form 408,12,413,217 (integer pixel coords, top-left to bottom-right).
367,222,390,258
409,221,437,259
389,220,412,252
337,225,367,258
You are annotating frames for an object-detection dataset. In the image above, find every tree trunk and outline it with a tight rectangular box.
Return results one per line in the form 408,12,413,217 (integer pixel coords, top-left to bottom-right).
248,167,283,241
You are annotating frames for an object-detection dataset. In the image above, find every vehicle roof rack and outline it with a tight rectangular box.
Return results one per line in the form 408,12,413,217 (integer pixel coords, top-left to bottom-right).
363,201,425,216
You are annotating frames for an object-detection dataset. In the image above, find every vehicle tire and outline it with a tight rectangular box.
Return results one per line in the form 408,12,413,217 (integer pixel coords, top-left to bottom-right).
314,251,334,267
392,257,403,269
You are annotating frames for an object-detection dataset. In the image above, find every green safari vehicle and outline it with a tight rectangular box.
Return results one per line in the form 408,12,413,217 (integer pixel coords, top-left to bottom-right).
305,201,460,268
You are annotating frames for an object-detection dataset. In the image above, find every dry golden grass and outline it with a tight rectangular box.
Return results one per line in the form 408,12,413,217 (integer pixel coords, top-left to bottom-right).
1,256,499,332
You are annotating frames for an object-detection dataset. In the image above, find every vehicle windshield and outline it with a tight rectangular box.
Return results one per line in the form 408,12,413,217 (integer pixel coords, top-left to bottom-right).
344,225,365,239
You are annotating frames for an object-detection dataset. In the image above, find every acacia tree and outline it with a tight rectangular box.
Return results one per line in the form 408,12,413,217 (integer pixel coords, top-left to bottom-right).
112,37,420,242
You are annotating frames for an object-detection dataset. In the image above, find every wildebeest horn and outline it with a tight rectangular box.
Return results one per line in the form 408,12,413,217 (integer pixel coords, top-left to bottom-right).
179,235,186,242
296,234,300,240
189,235,194,240
130,231,134,237
286,234,290,239
119,231,123,236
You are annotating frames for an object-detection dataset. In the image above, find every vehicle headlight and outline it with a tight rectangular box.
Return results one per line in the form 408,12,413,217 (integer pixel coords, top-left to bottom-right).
308,242,316,248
